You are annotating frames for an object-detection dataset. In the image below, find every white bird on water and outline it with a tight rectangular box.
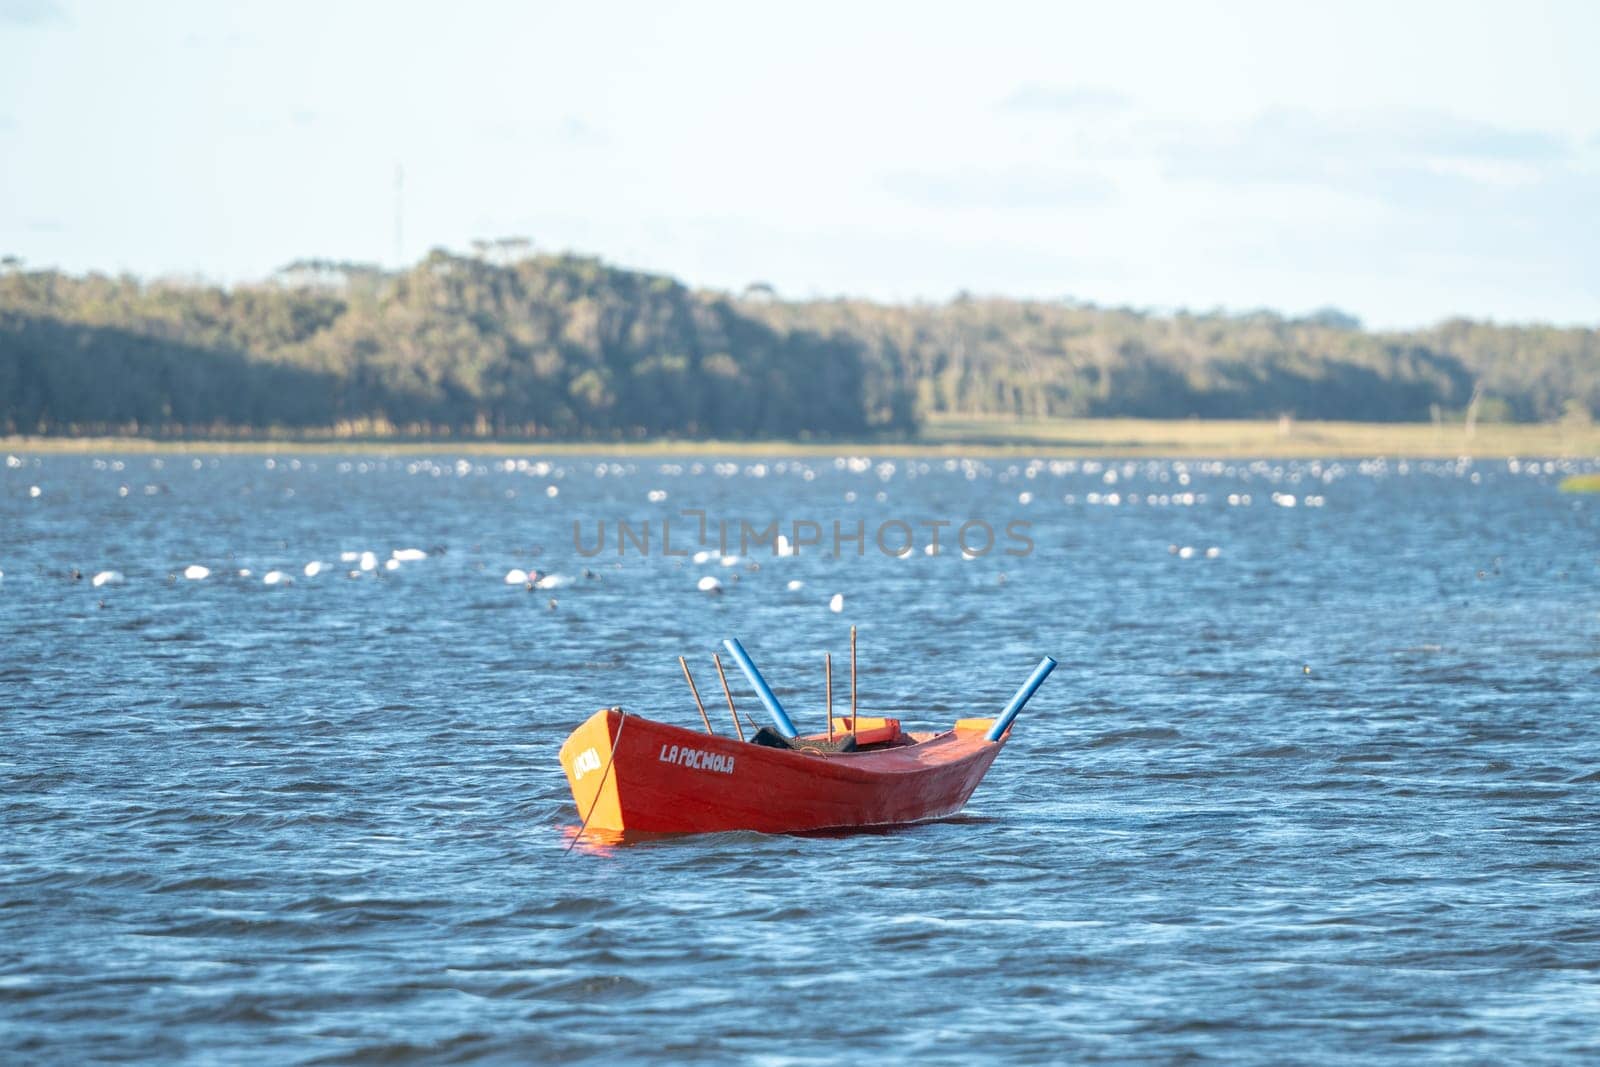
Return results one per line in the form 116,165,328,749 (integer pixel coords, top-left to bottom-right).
697,575,723,594
505,568,529,585
392,548,427,562
263,570,290,585
92,570,124,588
829,593,844,613
183,565,210,580
303,561,324,577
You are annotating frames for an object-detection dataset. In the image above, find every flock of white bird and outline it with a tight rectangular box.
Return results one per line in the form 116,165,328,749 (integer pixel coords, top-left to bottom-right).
6,452,1591,611
91,548,447,588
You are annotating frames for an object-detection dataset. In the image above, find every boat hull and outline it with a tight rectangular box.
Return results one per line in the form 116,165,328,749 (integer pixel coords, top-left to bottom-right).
558,709,1006,835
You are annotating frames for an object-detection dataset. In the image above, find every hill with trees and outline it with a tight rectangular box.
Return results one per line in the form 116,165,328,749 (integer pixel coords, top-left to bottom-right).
0,249,1594,439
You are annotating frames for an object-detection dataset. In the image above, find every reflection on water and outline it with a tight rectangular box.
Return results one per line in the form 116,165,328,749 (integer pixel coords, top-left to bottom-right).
559,825,628,856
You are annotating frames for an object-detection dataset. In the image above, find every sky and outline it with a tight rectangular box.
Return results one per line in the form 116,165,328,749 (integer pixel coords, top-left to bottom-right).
1,0,1597,328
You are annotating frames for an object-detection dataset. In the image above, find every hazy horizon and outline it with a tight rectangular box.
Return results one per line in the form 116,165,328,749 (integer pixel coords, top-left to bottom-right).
3,0,1597,330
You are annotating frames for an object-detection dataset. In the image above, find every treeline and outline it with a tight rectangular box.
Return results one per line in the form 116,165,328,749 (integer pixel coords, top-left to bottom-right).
0,250,1594,439
744,299,1597,424
0,254,883,439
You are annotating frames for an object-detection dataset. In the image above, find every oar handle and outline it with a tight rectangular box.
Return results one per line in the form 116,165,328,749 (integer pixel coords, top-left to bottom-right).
723,638,799,739
985,656,1058,742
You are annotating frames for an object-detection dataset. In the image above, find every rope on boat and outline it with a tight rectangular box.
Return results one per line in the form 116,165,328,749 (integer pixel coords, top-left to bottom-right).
566,711,627,853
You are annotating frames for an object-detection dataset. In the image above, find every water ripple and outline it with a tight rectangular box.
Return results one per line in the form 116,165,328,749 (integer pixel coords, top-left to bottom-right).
2,453,1598,1062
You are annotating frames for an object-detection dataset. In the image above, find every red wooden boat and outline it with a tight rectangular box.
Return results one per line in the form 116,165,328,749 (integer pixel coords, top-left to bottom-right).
559,634,1056,836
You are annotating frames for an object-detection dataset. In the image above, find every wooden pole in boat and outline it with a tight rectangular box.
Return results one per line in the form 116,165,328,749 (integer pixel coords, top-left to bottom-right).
850,625,858,734
712,653,745,742
825,652,833,742
679,656,714,734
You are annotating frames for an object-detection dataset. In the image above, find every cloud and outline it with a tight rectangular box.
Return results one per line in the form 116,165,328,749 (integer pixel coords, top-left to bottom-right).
999,83,1130,115
561,116,605,146
1160,109,1572,192
181,30,253,48
0,0,66,26
1273,110,1564,163
880,167,1113,210
1409,115,1567,161
470,115,604,147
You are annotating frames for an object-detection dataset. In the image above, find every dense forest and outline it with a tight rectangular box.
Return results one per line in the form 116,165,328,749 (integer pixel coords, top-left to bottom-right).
1,250,1595,439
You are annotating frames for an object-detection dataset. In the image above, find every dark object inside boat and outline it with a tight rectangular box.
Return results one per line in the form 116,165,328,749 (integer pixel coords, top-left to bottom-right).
749,727,859,754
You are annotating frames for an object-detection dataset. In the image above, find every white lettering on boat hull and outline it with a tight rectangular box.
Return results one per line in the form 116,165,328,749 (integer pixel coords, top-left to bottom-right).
659,743,735,775
572,747,602,780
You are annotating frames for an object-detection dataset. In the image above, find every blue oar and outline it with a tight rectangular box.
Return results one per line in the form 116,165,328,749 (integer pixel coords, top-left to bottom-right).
985,656,1058,742
722,638,799,739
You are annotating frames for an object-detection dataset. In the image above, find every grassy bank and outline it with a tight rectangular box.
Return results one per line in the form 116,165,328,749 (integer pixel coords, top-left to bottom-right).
918,416,1600,458
5,417,1599,459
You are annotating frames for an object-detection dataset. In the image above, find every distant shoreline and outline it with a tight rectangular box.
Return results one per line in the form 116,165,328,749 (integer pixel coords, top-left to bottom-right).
6,417,1598,459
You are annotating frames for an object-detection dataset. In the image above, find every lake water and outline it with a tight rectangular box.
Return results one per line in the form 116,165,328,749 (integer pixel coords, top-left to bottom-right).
3,450,1598,1063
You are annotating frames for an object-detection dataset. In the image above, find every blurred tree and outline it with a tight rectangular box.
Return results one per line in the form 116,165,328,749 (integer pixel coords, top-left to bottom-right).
1,249,1594,438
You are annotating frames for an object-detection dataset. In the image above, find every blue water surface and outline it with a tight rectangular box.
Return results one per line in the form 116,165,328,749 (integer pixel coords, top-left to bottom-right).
2,451,1598,1063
